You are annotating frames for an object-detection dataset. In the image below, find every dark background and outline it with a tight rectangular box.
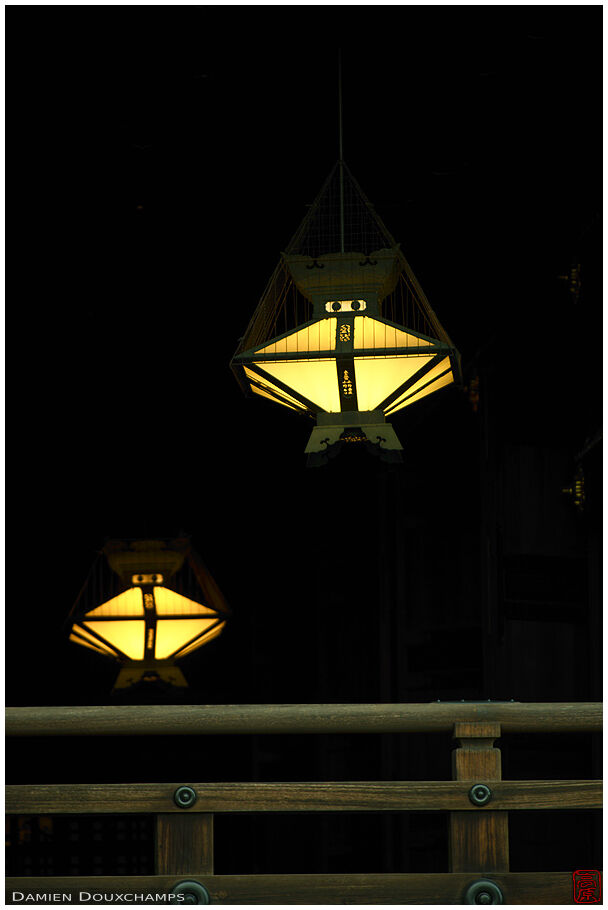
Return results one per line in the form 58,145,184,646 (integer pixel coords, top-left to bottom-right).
8,5,602,881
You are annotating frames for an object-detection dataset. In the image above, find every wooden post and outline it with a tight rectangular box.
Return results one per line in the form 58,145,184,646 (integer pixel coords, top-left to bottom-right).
449,722,509,872
155,814,214,875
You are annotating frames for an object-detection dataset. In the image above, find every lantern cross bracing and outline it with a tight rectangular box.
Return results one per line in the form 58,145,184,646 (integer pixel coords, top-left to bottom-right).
231,161,461,459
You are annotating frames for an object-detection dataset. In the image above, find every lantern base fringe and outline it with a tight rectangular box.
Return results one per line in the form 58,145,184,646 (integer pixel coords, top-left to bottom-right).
112,662,188,692
306,420,404,467
305,412,403,455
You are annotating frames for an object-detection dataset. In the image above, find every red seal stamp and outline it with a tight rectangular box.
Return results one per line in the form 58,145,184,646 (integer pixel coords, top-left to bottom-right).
573,870,601,904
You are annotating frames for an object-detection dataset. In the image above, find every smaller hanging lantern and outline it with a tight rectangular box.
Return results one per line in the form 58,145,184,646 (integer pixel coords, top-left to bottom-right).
67,538,230,690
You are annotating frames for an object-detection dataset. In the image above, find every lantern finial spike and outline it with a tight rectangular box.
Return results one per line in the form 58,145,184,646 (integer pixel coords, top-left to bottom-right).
338,48,344,253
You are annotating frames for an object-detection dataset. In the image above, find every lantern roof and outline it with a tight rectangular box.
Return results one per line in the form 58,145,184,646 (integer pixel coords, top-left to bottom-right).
285,160,397,258
233,162,457,365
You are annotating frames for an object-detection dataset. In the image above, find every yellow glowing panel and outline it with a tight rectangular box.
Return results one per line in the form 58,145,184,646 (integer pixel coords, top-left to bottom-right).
153,586,218,616
353,317,434,352
384,357,451,412
155,618,219,660
255,319,337,356
354,355,436,412
85,588,144,617
386,370,454,415
175,621,226,657
244,367,308,412
71,624,117,655
69,633,113,656
256,360,341,412
83,620,145,660
250,384,301,412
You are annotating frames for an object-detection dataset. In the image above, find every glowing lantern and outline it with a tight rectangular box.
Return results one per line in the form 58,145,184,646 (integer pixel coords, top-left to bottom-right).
67,538,230,689
231,161,461,463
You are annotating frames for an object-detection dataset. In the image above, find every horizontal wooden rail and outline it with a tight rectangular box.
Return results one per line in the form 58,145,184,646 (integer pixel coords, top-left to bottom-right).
4,872,586,904
5,702,602,737
6,780,602,814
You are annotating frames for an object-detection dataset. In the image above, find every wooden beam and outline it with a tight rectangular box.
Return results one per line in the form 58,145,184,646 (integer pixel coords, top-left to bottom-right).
155,814,213,875
449,722,509,873
5,702,602,737
4,872,586,904
6,780,601,814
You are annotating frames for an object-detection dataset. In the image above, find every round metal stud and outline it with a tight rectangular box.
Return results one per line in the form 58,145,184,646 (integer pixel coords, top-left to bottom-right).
170,880,210,904
464,880,503,904
331,301,341,311
468,783,492,806
351,299,361,310
173,785,197,809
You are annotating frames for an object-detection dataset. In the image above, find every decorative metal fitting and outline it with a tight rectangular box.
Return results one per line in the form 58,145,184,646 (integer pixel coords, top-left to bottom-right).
173,785,197,809
468,783,492,806
464,879,503,904
170,880,210,904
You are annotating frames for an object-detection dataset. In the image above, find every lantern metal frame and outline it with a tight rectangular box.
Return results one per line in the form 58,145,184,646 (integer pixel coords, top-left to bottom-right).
233,318,457,417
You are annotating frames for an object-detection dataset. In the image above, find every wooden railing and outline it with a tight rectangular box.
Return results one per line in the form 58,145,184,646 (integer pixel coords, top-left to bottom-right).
5,702,602,905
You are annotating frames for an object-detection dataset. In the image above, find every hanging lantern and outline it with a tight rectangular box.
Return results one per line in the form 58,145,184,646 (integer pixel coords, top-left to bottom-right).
67,538,230,690
231,162,461,464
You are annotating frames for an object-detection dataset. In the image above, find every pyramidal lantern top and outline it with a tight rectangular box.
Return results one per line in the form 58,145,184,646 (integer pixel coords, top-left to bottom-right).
230,160,461,464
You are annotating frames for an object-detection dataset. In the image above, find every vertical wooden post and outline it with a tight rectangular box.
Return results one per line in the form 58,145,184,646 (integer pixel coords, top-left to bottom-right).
449,722,509,872
155,814,214,875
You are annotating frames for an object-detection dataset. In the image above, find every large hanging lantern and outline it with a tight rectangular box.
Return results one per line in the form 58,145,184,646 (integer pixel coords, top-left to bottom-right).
67,538,230,690
231,161,461,464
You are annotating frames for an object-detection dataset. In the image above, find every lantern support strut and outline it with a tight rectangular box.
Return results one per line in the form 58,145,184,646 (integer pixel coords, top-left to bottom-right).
338,48,344,254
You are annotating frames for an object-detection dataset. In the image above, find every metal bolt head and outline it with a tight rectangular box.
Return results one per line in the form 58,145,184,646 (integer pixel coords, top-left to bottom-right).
174,785,197,809
170,880,210,904
464,880,503,905
468,783,492,806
